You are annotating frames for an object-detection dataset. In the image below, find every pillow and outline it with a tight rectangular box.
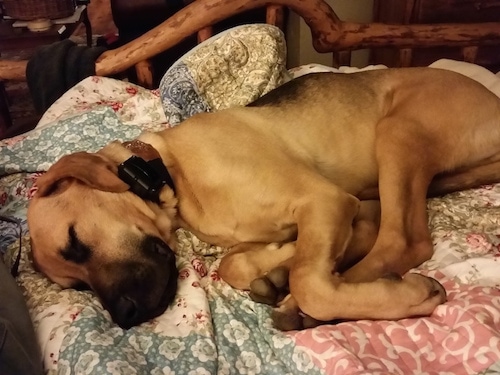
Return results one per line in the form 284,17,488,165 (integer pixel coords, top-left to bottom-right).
159,24,290,125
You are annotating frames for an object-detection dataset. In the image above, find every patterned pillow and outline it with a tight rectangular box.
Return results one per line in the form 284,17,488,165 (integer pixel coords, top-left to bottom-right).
159,24,290,125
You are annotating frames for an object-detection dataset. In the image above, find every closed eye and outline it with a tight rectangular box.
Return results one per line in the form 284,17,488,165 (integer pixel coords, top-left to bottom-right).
60,225,92,264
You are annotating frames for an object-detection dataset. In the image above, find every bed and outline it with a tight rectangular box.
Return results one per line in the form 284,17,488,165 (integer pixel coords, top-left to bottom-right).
1,0,500,374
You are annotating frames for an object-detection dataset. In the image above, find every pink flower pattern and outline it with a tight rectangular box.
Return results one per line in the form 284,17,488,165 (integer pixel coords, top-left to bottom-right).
466,233,493,254
192,257,208,277
290,271,500,374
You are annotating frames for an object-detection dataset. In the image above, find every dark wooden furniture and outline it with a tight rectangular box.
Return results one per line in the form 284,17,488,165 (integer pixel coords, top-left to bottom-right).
0,6,92,137
0,81,10,136
1,0,499,82
0,0,499,90
371,0,500,70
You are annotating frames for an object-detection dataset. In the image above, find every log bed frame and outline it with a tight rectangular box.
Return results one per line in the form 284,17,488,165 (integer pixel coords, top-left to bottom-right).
0,0,500,88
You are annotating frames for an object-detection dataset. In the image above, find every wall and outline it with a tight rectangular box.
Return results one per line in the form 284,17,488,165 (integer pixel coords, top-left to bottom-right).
286,0,374,68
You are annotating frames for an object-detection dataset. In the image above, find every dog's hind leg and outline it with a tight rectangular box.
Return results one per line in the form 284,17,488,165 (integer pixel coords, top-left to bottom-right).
429,158,500,197
343,117,441,283
358,158,500,200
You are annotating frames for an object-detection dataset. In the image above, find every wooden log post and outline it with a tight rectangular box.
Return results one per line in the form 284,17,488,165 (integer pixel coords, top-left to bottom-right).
266,5,286,31
134,59,155,89
0,60,28,81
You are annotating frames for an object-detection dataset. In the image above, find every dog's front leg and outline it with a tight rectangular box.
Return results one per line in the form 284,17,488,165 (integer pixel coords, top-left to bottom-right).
219,242,296,291
288,187,445,323
288,187,359,320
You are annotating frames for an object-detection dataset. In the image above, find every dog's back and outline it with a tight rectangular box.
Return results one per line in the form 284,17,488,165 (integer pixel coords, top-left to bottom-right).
232,68,500,194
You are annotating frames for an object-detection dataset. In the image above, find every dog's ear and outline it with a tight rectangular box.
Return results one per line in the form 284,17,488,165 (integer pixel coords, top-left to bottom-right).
36,152,130,197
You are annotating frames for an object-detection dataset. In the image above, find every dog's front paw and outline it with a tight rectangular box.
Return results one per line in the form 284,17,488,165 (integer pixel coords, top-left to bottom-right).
249,267,327,330
271,294,326,331
249,266,289,306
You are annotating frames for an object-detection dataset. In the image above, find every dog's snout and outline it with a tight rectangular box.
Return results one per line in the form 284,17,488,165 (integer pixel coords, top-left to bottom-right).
91,237,179,328
114,296,140,328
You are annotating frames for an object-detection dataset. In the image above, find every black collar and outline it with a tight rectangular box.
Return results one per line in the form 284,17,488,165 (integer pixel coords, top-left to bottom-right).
117,141,175,203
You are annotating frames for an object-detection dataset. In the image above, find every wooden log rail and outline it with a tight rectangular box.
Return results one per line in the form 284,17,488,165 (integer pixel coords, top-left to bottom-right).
1,0,500,82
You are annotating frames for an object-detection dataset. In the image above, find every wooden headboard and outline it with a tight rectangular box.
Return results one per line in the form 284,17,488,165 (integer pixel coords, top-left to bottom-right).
1,0,500,86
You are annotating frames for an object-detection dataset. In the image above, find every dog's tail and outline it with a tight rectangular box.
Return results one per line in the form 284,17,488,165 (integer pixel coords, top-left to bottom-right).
358,160,500,200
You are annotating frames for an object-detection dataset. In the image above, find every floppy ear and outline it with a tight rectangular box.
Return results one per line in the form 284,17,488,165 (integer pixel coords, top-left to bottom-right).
36,152,130,197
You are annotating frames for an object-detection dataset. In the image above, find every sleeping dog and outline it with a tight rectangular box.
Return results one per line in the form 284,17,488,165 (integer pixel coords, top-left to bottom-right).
27,68,500,329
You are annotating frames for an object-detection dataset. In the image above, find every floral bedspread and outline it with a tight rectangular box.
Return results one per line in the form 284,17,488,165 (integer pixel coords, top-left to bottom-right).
1,24,500,374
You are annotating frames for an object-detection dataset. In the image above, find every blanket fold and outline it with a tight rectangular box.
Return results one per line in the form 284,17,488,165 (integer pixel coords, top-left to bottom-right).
26,39,107,114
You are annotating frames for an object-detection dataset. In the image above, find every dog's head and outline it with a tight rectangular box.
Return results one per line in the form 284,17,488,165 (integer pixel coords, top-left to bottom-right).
27,146,179,328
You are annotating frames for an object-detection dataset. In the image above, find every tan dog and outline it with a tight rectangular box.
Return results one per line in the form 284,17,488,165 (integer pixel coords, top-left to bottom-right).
28,68,500,329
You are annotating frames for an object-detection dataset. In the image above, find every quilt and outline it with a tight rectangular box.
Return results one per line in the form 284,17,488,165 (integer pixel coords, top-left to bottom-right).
1,24,500,375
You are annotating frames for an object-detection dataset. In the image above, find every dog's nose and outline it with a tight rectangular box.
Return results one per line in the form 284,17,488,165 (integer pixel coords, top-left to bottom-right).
114,296,139,328
147,237,175,260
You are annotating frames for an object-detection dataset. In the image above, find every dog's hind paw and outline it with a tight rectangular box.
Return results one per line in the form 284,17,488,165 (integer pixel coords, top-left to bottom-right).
249,266,289,306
